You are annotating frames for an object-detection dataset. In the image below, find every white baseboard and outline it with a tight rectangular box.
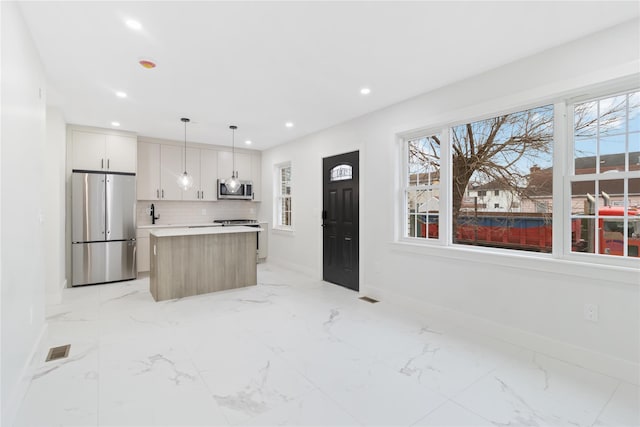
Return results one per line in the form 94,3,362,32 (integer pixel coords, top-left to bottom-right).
363,284,639,386
3,323,48,427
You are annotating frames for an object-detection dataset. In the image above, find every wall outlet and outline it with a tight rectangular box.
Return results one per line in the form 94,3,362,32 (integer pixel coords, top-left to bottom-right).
584,303,599,322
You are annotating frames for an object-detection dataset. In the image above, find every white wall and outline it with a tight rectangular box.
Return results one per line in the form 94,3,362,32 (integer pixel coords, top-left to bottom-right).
260,20,640,383
45,107,66,304
1,2,48,425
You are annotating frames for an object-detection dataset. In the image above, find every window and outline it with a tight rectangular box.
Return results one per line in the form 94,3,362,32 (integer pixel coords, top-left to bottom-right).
570,90,639,258
399,86,639,265
451,105,554,252
405,134,440,239
275,163,292,229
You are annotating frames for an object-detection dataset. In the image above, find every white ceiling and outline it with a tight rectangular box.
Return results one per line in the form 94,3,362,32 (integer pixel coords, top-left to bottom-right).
18,1,639,150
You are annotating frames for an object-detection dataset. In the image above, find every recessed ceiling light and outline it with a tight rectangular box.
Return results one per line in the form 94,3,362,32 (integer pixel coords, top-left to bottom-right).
285,122,294,128
245,140,252,145
360,87,371,95
111,121,120,127
115,91,127,98
126,20,142,31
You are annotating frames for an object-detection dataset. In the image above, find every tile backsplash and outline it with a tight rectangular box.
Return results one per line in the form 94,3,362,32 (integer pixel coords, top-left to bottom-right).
137,200,259,226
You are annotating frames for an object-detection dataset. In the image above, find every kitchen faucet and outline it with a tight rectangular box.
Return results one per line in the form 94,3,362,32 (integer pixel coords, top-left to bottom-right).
150,203,160,224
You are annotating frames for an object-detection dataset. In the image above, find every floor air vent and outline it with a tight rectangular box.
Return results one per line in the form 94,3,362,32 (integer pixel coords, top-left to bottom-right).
359,296,379,304
45,344,70,362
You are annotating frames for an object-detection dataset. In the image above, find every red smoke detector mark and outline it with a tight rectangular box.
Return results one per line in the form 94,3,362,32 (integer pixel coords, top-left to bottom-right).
139,60,156,69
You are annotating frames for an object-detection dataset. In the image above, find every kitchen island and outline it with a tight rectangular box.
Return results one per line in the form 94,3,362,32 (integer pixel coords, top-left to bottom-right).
149,226,260,301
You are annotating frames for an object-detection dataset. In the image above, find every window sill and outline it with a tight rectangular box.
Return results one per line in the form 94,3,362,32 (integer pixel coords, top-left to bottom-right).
390,240,639,286
272,227,295,235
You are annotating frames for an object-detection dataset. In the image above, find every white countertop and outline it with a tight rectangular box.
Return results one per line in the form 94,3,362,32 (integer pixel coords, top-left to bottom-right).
138,223,223,229
150,225,262,238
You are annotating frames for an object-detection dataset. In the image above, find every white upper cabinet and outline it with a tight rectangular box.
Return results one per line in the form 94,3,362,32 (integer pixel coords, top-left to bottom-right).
218,151,251,181
137,140,257,202
251,152,262,201
160,145,183,201
182,147,201,201
136,142,183,201
71,129,136,173
137,141,160,200
182,148,218,201
106,134,137,172
71,131,104,170
200,149,218,201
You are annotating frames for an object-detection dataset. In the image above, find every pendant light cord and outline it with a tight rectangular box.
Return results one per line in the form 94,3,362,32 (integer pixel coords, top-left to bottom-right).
230,125,237,178
181,117,190,173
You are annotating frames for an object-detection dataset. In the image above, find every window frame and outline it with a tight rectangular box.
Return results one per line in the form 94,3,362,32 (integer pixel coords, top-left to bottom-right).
563,88,640,267
397,83,640,269
401,130,448,244
274,162,293,231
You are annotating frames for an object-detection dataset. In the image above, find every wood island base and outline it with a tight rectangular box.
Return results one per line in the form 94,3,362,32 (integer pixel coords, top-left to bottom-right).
149,227,259,301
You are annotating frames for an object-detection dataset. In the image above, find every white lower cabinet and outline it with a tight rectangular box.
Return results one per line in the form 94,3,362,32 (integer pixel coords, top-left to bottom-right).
137,229,150,272
258,222,268,260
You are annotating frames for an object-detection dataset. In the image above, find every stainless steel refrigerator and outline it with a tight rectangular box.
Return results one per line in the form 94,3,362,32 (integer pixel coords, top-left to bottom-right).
71,171,136,286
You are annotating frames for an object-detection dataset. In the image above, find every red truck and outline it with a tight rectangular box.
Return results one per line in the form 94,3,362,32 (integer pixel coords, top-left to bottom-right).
572,206,640,257
418,207,640,257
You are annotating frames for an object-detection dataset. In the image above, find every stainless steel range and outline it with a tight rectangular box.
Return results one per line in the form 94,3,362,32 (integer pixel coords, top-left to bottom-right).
213,219,259,226
213,220,263,258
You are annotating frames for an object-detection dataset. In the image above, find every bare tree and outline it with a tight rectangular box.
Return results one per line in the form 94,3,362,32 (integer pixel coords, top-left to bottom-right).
450,106,553,228
412,106,553,232
409,93,636,236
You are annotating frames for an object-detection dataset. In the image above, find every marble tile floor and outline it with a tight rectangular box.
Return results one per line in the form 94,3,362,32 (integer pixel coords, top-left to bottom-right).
14,263,639,427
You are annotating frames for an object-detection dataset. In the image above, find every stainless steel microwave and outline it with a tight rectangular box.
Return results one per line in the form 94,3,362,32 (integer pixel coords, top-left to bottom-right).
217,179,254,200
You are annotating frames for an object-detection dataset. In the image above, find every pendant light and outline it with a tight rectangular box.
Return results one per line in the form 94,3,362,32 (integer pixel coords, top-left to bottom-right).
177,117,194,191
226,125,241,194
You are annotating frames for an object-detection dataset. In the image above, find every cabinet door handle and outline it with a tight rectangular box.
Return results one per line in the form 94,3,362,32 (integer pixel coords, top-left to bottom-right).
101,158,104,169
162,189,164,198
201,191,204,199
107,159,110,169
156,189,159,199
197,190,200,199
